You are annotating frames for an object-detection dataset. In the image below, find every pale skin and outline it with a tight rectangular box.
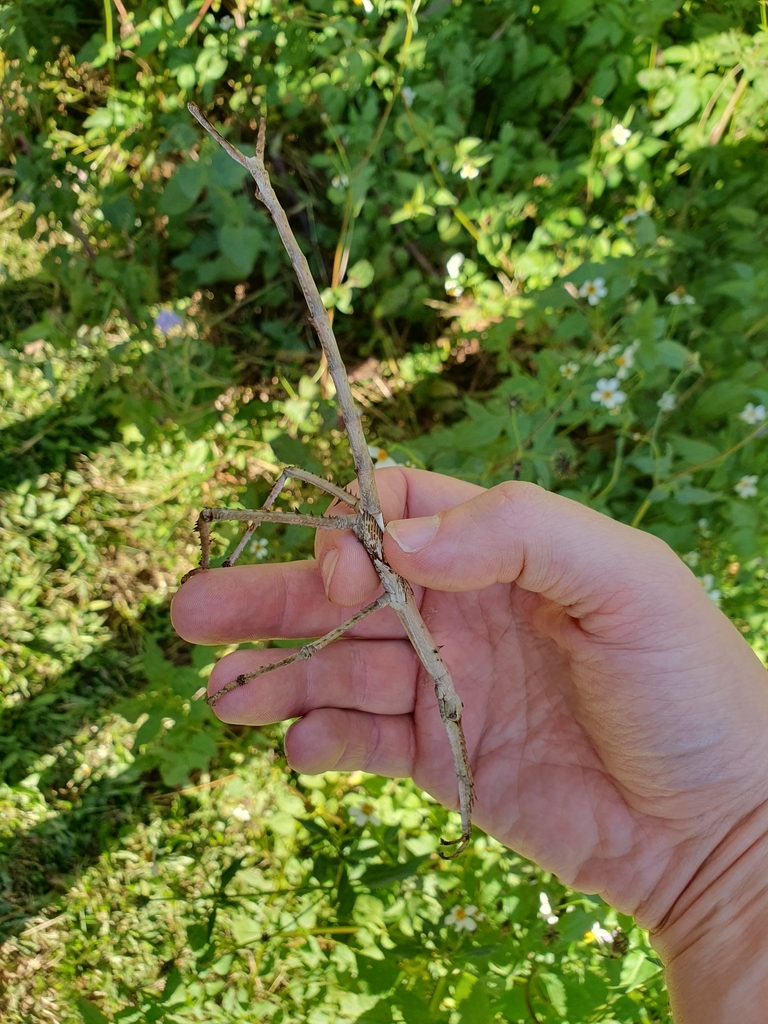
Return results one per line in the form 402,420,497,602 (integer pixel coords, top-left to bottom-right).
172,468,768,1021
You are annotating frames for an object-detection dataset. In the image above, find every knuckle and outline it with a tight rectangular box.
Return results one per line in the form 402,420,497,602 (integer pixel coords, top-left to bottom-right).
494,479,546,509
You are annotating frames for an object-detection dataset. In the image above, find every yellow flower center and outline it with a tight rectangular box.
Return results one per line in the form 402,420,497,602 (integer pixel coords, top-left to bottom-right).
455,908,466,919
361,802,374,814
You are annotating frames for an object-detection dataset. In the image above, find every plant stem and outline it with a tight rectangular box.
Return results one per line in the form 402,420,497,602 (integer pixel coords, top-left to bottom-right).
631,424,765,528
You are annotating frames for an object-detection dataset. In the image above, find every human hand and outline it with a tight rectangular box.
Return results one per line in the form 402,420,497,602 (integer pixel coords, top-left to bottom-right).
172,468,768,1017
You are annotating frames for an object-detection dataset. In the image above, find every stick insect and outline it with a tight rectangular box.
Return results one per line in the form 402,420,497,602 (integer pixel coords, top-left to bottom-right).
183,104,474,856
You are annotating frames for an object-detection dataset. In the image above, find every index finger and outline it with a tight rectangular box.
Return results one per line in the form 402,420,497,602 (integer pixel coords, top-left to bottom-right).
315,466,484,606
171,558,406,646
172,468,484,643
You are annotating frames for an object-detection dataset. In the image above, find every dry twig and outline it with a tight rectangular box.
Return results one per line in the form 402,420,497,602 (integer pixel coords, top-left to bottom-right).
184,104,474,856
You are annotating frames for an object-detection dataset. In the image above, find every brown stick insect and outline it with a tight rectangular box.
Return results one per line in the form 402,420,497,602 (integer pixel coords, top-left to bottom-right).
183,105,474,856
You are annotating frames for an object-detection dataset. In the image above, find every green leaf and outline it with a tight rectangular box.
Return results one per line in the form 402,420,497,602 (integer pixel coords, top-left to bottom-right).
654,76,700,133
458,977,492,1023
619,948,662,990
347,259,375,289
160,177,198,216
657,340,691,369
77,999,109,1024
176,162,209,201
497,983,529,1021
360,855,428,888
538,972,567,1016
675,486,723,505
218,225,264,278
663,45,691,64
270,434,318,470
159,965,183,1003
352,999,393,1023
175,64,196,90
336,864,357,919
135,712,163,747
357,953,401,995
695,381,750,419
670,436,720,465
553,312,590,341
219,856,245,890
230,913,263,945
186,923,210,952
563,970,609,1018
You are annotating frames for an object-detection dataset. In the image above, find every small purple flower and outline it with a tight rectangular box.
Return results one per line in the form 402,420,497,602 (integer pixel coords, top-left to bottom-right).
153,310,184,335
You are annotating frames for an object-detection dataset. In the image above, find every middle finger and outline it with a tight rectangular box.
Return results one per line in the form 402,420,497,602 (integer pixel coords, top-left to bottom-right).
208,637,420,725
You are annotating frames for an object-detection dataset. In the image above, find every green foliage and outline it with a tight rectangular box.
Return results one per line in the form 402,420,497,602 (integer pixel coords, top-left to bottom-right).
1,0,767,1019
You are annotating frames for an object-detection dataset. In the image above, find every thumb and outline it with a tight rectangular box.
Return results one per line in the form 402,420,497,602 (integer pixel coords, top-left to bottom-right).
383,481,694,622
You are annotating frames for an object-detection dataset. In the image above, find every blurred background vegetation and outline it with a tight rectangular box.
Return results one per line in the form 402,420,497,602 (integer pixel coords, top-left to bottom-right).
1,0,766,1020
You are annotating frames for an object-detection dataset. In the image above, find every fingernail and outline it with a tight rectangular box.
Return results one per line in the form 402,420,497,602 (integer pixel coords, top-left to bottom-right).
386,515,440,553
321,549,339,598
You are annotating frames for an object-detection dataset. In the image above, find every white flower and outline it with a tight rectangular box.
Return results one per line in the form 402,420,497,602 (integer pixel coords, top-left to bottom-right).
697,574,722,604
231,805,251,822
368,445,399,468
355,0,374,11
348,802,380,826
665,288,695,305
698,518,710,537
739,403,767,425
611,124,632,146
538,893,558,925
682,551,700,568
594,343,620,367
591,377,626,410
621,208,647,225
445,904,483,932
579,277,608,305
588,921,614,945
331,173,349,189
657,391,676,412
559,361,579,379
401,86,416,107
459,161,480,180
445,280,464,297
734,475,758,499
250,536,269,559
614,340,639,380
446,253,465,279
220,14,235,29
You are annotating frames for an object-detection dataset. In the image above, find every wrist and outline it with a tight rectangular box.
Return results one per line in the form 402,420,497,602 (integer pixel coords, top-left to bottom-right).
651,800,768,1023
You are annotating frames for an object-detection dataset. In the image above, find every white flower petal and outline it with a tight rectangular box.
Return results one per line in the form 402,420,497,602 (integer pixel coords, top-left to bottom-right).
446,253,465,279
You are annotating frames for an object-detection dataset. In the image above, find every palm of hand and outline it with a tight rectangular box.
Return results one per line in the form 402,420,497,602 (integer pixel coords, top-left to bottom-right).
403,564,766,925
